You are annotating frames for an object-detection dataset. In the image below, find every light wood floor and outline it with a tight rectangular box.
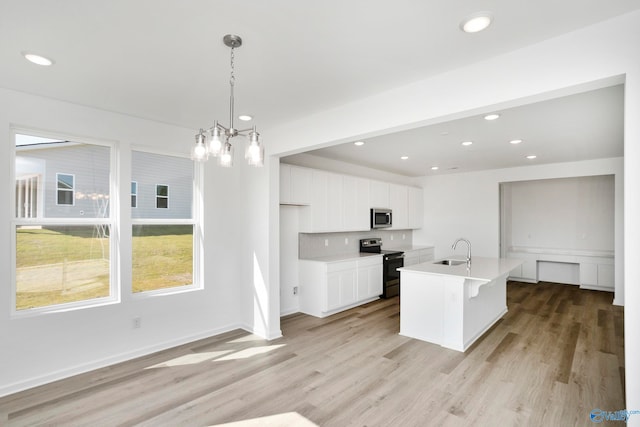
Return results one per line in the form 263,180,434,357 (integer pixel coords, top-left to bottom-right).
0,281,624,426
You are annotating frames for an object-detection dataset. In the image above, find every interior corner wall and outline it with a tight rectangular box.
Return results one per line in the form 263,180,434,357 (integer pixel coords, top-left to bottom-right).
0,87,246,396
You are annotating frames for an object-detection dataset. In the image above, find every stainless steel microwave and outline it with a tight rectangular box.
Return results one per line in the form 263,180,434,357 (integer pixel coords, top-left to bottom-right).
371,208,392,229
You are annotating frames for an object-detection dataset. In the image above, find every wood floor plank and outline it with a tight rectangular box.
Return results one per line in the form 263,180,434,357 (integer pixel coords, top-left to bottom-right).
0,281,624,427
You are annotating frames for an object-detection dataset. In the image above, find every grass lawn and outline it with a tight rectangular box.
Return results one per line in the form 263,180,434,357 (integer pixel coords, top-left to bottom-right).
16,225,193,310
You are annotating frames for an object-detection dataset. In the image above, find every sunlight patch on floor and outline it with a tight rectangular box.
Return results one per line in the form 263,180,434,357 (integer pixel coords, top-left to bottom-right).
210,412,318,426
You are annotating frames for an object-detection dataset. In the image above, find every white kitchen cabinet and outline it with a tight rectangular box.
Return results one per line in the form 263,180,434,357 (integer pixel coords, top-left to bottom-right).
343,175,370,231
370,180,390,209
327,263,357,311
408,186,424,229
580,261,614,291
299,255,383,318
389,184,408,230
301,169,343,232
326,172,344,231
357,256,383,300
280,164,312,205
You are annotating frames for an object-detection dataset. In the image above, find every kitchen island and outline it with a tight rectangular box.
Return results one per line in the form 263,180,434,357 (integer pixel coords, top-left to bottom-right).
398,256,523,352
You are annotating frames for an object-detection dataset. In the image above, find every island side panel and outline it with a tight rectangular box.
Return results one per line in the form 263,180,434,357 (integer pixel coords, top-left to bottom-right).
462,275,509,350
399,271,445,344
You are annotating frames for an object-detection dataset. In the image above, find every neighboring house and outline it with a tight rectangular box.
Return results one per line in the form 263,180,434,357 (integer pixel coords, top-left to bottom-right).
15,141,192,220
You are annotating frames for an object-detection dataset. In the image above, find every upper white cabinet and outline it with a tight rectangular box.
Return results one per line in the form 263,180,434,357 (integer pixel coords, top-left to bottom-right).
287,164,423,232
343,175,370,231
280,164,312,205
408,186,424,229
389,184,408,230
370,180,390,208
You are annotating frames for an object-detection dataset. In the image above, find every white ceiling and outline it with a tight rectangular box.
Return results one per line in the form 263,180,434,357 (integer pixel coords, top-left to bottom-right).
297,84,624,176
1,1,636,174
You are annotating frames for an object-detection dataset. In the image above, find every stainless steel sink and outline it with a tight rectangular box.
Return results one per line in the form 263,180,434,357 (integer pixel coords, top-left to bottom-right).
433,259,467,266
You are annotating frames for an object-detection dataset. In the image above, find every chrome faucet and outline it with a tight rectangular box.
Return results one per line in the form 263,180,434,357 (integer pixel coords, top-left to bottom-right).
452,238,471,267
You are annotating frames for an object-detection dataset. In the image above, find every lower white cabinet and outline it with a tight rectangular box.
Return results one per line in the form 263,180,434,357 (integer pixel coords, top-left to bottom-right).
299,255,383,317
357,256,383,301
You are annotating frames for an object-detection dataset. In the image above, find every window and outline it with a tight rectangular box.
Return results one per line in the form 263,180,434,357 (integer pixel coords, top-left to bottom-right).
156,184,169,209
13,133,113,311
56,173,75,205
131,181,138,208
131,151,195,293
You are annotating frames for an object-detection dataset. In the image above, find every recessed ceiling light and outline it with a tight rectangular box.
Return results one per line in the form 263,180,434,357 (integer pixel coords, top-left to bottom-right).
440,131,449,136
461,141,473,146
460,13,493,33
354,141,365,146
431,166,439,171
484,113,500,121
526,155,537,160
22,52,54,66
510,139,523,144
400,156,409,160
238,114,253,121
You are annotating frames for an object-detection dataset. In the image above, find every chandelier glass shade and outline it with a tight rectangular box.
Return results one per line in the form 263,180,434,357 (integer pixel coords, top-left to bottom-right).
191,34,264,167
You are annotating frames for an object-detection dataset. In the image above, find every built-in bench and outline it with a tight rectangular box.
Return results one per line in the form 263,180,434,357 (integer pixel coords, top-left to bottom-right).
507,246,614,292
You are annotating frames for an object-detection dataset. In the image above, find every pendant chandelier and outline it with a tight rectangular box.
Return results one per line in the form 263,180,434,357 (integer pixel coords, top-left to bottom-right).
191,34,264,167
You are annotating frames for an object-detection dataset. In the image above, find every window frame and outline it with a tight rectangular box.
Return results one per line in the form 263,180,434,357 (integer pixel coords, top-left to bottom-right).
10,128,119,317
155,183,169,209
131,181,138,208
56,172,76,206
131,149,202,297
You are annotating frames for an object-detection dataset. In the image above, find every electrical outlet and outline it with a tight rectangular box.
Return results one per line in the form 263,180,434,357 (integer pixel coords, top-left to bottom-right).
402,234,406,240
390,235,394,241
132,317,142,329
324,239,329,247
293,286,298,295
344,237,349,245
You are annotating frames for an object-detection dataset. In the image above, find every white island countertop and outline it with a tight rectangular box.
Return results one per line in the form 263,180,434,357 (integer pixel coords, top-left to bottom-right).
398,256,522,282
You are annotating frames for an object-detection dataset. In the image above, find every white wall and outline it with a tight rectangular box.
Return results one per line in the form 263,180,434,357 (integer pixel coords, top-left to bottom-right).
506,175,615,251
0,87,246,396
265,12,640,420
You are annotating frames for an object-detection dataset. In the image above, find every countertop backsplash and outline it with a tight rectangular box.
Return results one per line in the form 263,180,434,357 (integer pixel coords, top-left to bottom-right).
299,230,413,259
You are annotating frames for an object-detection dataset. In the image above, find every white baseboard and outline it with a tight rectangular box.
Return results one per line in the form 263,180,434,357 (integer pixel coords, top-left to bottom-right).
0,323,244,398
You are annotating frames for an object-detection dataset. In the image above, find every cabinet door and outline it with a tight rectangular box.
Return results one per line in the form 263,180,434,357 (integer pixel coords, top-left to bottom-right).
521,259,537,281
290,166,312,205
279,164,292,204
408,186,424,229
339,268,357,307
389,184,408,229
326,271,342,311
580,263,598,286
326,172,344,231
370,180,390,208
309,170,329,231
357,263,382,300
343,175,370,231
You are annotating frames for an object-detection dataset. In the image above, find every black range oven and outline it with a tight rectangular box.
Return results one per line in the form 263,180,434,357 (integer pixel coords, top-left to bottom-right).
359,238,404,298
